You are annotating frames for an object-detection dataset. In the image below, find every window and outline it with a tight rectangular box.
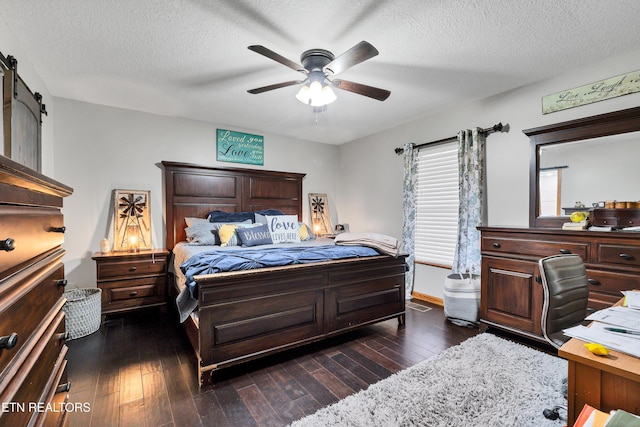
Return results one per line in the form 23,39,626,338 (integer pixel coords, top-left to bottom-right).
414,142,459,267
539,168,562,216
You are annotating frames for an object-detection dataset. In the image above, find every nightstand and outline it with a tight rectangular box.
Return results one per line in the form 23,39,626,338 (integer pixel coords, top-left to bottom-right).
92,249,169,315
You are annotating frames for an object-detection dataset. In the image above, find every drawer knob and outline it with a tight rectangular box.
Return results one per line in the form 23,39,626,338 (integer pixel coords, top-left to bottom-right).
619,253,634,261
129,291,138,297
0,332,18,350
129,266,137,272
49,226,66,233
57,279,68,287
587,278,600,286
1,238,16,252
492,243,501,248
559,249,571,254
535,275,542,284
58,332,71,341
56,382,71,393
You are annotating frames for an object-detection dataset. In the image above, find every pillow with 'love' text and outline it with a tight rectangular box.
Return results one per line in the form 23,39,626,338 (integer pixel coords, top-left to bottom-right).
263,215,300,244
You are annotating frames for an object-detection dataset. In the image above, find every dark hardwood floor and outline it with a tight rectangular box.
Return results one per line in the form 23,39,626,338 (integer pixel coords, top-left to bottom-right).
66,301,481,427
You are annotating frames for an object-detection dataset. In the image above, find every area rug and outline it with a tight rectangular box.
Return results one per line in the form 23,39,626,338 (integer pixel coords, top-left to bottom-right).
289,333,567,427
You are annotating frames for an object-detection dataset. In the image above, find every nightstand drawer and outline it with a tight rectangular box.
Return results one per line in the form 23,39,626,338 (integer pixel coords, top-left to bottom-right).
111,283,158,301
96,257,167,280
100,276,166,313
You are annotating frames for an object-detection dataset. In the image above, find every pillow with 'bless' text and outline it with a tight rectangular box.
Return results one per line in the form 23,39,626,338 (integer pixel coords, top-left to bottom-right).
264,215,300,244
236,224,273,247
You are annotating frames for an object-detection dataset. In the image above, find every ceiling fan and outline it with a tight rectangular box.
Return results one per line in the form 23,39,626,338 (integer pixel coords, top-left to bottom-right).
247,41,390,107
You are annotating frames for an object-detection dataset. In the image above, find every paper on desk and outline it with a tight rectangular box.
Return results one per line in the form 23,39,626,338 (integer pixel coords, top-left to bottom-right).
623,290,640,310
563,322,640,358
586,306,640,330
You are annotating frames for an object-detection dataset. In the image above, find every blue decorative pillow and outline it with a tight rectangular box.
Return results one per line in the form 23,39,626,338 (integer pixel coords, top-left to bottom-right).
254,209,285,218
207,210,254,223
236,224,273,247
207,209,285,224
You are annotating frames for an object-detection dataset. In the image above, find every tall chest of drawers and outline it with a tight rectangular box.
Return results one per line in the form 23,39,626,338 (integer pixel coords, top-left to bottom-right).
0,155,73,426
478,226,640,342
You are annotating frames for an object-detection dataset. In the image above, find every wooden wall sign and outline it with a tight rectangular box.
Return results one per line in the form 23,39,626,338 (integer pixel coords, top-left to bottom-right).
542,69,640,114
216,129,264,165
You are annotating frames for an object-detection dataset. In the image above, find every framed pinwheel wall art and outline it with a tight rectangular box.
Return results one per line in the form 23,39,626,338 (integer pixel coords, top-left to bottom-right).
308,193,333,237
113,189,152,252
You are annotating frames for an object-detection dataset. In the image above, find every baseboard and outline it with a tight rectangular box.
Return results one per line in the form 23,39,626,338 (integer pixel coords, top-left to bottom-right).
411,291,443,307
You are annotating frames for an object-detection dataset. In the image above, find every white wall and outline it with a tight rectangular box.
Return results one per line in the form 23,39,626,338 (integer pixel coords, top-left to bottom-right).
52,99,339,287
337,48,640,300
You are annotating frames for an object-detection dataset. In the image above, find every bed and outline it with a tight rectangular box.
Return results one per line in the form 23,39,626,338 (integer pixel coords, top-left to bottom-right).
161,161,407,386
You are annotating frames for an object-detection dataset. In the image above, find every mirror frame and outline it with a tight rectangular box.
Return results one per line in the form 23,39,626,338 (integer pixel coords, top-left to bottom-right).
524,106,640,228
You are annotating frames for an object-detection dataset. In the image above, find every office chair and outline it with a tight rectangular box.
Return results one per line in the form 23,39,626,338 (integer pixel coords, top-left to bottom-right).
538,254,590,421
539,254,590,349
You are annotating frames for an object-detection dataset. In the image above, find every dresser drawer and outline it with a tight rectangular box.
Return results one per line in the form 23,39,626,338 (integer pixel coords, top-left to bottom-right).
481,236,588,260
597,244,640,268
0,206,65,278
0,261,64,375
0,310,67,427
96,257,167,280
586,268,636,300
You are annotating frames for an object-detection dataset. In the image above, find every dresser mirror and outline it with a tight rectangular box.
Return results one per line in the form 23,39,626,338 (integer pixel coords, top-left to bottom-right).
524,106,640,228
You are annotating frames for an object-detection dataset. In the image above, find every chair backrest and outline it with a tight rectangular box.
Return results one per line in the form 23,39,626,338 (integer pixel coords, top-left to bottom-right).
539,254,590,349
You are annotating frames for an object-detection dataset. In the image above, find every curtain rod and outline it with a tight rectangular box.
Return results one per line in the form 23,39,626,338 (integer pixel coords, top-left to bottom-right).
394,122,507,155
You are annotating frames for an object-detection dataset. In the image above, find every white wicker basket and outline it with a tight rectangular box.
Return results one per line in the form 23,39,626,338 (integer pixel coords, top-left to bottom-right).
62,288,102,340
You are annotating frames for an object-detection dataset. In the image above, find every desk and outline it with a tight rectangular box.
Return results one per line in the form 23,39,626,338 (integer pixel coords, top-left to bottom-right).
559,309,640,425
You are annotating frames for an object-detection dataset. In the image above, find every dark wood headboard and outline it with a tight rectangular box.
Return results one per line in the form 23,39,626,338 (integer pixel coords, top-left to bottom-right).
161,161,305,250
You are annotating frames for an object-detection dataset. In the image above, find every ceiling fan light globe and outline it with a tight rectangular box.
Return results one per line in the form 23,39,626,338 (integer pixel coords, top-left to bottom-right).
322,85,337,105
295,84,311,104
309,80,324,97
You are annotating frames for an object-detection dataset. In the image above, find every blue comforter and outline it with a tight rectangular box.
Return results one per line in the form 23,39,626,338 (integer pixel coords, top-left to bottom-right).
180,244,380,298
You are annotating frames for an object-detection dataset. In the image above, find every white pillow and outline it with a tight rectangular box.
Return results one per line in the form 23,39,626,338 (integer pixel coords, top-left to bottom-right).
264,215,300,244
185,217,210,227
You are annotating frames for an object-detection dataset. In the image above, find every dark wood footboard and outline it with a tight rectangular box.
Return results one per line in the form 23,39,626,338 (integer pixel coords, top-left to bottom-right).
195,255,406,386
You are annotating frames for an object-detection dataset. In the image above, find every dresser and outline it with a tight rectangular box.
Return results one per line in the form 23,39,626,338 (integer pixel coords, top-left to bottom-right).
0,155,73,426
478,226,640,342
92,249,168,316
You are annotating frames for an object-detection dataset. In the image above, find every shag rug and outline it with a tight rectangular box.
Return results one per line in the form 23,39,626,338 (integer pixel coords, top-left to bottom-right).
289,333,567,427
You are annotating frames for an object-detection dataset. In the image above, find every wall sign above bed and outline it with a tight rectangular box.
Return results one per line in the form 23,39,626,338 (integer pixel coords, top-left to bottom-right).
216,129,264,165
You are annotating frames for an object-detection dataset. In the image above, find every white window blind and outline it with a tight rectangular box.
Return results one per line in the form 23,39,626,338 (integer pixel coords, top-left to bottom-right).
415,142,459,267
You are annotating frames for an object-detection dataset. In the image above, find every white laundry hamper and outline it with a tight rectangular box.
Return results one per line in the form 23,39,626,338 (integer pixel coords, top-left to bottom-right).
443,273,480,327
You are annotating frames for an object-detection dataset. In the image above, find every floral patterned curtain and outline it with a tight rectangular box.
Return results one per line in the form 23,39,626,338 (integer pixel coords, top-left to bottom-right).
452,128,486,276
402,142,417,298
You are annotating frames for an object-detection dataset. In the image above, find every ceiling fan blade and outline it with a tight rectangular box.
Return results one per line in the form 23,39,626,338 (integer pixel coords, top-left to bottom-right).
324,41,379,75
248,45,307,74
332,79,390,101
247,80,303,94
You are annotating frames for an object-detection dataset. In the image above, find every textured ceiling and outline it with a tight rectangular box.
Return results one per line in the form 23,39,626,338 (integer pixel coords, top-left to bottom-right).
1,0,640,144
